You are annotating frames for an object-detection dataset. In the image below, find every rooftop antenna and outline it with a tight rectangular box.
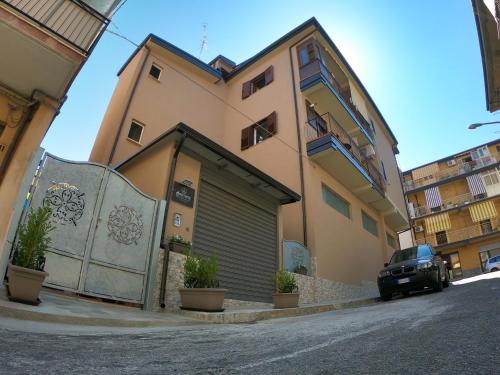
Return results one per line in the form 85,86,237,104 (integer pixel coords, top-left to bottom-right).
199,23,208,59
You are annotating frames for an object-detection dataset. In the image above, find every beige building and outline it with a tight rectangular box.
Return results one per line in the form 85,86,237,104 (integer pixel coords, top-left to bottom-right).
403,140,500,278
472,0,500,112
90,18,409,304
0,1,121,278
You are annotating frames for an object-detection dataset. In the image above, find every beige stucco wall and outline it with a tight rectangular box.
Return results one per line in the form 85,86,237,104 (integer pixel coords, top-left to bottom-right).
0,101,56,269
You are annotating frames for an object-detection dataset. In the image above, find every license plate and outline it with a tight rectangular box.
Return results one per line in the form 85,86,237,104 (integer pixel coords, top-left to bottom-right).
397,278,410,284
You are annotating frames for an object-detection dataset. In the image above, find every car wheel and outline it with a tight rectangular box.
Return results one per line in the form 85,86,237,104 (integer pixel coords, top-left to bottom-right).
380,292,392,301
434,270,443,292
443,271,450,288
491,268,499,272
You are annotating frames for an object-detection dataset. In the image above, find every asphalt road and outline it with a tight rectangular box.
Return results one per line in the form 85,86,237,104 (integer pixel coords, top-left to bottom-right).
0,274,499,374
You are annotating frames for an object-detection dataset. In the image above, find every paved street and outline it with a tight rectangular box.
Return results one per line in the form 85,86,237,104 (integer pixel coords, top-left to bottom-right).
0,274,499,374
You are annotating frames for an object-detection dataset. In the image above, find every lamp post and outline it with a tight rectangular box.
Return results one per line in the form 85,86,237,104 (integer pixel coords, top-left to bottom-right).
468,121,500,129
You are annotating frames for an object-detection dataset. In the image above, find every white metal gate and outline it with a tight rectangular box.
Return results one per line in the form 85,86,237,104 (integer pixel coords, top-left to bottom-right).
22,154,162,305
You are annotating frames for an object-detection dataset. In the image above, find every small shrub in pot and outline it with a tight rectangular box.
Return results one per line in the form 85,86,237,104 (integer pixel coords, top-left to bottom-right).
168,235,191,254
272,271,299,309
178,254,226,312
8,207,54,304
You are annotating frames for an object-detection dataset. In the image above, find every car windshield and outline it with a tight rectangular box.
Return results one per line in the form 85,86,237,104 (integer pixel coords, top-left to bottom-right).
390,246,433,264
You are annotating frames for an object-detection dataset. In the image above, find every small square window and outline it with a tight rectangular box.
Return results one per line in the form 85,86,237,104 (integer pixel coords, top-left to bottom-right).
0,121,5,138
127,121,144,143
149,64,162,80
362,211,378,237
322,184,350,219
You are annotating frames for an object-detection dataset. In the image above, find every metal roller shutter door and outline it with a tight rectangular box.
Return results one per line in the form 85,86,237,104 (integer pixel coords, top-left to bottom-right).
193,172,278,302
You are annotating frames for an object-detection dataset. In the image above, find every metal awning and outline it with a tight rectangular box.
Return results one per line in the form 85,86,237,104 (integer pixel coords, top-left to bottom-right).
469,201,497,223
424,213,451,234
114,122,301,205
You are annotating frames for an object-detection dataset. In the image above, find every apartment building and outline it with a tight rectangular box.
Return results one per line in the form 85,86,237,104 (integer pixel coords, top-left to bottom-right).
403,140,500,278
90,18,408,304
472,0,500,112
0,1,121,279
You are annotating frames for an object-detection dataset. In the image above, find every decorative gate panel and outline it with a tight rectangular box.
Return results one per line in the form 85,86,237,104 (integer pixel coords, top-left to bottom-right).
23,154,161,305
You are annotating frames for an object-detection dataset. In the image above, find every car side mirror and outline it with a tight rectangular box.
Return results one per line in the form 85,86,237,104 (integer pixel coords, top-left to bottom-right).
384,263,389,267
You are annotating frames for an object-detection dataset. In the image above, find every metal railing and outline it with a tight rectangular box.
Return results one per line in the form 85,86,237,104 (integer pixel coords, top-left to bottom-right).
409,191,491,219
305,112,386,192
415,218,500,247
1,0,109,54
403,153,500,192
299,59,374,140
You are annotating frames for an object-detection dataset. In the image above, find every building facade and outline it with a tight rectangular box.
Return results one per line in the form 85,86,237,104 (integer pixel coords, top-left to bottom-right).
0,0,121,280
90,18,408,304
403,140,500,278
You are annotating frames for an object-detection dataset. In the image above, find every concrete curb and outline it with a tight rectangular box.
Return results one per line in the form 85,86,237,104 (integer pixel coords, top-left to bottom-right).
0,295,379,327
176,297,379,324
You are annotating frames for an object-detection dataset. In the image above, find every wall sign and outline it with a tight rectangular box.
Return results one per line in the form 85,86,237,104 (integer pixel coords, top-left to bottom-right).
172,182,195,207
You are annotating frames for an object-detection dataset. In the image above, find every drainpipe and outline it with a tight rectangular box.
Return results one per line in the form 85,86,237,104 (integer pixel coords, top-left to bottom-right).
289,40,311,247
159,133,187,308
108,46,151,165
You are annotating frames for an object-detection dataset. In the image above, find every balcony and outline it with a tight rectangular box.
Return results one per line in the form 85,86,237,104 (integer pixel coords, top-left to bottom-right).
416,218,500,248
409,191,492,219
299,59,374,144
404,153,500,192
1,0,109,55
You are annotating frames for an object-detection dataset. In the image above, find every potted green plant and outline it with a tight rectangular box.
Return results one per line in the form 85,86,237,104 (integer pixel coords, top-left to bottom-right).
273,271,299,309
178,254,227,312
168,235,191,254
7,207,53,305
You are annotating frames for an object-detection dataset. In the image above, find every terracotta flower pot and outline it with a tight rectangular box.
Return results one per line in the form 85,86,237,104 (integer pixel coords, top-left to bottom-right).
179,288,227,312
273,292,299,309
7,263,48,304
169,242,190,254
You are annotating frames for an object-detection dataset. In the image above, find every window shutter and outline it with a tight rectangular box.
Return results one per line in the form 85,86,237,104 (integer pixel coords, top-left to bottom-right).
242,81,252,99
264,66,274,85
241,126,252,150
266,111,277,135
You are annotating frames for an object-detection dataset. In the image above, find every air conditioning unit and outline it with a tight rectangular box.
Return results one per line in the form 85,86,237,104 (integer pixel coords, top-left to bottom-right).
447,159,456,167
361,144,376,158
414,225,424,233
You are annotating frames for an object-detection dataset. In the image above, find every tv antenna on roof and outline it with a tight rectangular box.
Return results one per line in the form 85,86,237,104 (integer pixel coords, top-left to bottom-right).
199,23,208,59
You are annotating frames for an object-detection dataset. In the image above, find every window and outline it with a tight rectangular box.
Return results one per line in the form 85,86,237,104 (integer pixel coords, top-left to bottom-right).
241,112,277,150
435,231,448,245
298,43,316,66
322,184,350,219
149,64,162,80
362,211,378,237
480,219,493,234
381,160,387,181
482,170,500,186
417,245,433,258
242,66,274,99
0,121,5,138
127,121,144,143
386,232,397,249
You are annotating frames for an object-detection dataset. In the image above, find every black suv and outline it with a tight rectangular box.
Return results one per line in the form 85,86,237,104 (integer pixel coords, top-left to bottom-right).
378,244,449,301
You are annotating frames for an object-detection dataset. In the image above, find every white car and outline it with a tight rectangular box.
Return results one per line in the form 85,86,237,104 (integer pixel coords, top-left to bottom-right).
485,256,500,272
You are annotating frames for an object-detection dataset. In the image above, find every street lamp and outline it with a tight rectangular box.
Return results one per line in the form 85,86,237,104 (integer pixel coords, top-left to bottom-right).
468,121,500,130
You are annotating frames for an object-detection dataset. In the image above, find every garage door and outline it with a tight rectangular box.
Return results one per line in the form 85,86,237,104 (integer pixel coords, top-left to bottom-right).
192,164,278,302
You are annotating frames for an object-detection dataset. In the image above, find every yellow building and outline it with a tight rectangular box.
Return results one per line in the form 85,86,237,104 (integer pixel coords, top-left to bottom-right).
90,18,408,303
0,1,122,278
403,140,500,278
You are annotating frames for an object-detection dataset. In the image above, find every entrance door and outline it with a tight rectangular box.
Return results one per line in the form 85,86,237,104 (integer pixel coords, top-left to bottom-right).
444,252,463,279
192,162,278,302
18,154,161,304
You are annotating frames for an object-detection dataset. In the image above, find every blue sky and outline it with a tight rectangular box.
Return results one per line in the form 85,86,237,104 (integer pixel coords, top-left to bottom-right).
42,0,499,171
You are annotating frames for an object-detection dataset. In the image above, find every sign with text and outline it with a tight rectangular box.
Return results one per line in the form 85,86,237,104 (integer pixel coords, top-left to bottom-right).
172,182,195,208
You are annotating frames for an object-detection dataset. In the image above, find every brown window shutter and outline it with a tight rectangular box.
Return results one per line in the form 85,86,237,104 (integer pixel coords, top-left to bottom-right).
242,81,252,99
264,66,274,85
241,126,253,150
266,111,277,135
